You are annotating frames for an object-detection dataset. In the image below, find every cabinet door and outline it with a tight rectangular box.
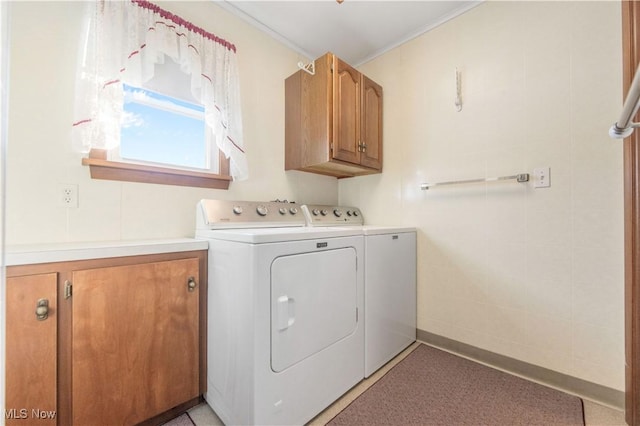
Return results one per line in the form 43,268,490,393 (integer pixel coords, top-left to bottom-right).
71,258,199,426
361,75,383,170
6,273,57,426
332,57,361,165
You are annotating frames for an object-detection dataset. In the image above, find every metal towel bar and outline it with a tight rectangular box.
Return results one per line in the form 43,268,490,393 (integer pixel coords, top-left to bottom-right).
610,62,640,138
420,173,529,190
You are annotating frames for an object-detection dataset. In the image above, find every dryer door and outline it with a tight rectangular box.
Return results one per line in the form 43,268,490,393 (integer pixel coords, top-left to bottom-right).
271,247,358,373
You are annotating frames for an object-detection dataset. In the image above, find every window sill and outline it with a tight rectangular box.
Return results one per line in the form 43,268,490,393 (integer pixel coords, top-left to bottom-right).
81,157,231,189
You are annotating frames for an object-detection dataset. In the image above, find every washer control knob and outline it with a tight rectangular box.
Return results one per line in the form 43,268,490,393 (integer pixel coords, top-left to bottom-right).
256,205,268,216
232,206,243,215
352,210,359,217
312,208,320,216
279,207,287,215
289,207,298,215
347,211,352,216
333,209,343,217
321,209,328,216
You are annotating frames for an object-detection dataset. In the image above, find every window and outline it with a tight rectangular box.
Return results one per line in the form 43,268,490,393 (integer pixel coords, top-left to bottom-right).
114,58,221,175
120,84,210,171
73,0,246,189
82,71,230,189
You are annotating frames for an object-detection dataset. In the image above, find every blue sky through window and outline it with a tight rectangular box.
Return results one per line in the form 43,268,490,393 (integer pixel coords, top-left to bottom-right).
121,84,207,169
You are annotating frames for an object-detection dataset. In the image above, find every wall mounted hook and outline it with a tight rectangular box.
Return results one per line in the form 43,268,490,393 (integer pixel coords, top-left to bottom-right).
297,60,315,75
455,67,463,112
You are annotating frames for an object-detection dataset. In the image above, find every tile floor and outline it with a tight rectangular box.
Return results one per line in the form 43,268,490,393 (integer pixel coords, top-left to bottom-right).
180,342,627,426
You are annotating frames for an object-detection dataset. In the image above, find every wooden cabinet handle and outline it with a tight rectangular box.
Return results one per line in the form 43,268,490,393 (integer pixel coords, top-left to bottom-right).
187,277,197,292
35,298,49,321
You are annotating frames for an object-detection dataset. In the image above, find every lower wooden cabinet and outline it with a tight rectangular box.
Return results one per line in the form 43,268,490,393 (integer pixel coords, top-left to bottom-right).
6,273,57,426
72,258,200,425
6,251,207,426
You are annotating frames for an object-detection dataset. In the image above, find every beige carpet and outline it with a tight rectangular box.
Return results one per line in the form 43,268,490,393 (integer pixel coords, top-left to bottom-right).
327,344,584,426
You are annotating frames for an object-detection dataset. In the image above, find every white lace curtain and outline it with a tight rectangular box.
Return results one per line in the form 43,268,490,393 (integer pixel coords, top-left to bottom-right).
72,0,248,181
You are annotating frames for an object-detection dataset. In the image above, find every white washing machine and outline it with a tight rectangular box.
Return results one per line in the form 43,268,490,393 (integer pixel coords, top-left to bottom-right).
195,200,364,425
302,204,417,378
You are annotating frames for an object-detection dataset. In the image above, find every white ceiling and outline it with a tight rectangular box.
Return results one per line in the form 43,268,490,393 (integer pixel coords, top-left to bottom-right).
216,1,483,66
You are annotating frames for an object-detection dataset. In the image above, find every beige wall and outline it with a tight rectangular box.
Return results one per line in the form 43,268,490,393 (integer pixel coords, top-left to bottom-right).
341,1,625,390
6,0,626,392
5,1,337,245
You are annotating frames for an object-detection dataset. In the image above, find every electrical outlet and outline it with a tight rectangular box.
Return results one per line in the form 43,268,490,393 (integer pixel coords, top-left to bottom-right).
533,167,550,188
59,184,78,208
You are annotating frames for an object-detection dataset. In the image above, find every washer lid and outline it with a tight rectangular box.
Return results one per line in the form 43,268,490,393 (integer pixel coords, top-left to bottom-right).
361,226,417,236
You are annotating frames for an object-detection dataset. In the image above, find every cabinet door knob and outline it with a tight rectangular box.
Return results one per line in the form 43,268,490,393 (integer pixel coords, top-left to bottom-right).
35,299,49,321
187,277,197,292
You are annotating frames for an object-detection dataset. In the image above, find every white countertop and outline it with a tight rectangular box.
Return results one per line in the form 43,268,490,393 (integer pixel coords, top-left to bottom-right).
5,238,209,266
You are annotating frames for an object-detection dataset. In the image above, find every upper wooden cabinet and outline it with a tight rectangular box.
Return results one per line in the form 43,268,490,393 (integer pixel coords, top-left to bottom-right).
285,53,383,178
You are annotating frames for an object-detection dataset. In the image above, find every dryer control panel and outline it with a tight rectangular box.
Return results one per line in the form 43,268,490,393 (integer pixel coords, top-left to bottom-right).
302,205,364,226
197,199,305,229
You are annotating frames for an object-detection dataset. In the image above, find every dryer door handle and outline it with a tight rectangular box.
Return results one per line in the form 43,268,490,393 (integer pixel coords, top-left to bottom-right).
277,295,296,330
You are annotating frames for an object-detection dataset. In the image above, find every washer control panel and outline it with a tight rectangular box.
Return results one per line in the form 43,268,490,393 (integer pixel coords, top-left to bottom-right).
302,205,364,226
198,199,304,228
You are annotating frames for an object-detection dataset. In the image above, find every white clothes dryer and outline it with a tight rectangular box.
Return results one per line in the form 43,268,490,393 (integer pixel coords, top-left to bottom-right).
195,200,364,425
302,204,417,378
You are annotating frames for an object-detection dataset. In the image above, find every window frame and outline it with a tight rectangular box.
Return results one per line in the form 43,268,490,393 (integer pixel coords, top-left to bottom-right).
82,82,232,189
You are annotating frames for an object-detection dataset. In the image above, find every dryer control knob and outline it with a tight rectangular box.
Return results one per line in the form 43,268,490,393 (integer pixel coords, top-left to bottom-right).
279,207,287,215
352,210,359,217
289,207,298,215
256,205,268,216
333,209,343,217
312,209,320,216
321,209,328,216
347,211,352,216
232,206,243,215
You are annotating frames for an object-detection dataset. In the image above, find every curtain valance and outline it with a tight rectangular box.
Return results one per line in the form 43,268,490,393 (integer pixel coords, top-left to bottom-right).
72,0,248,180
